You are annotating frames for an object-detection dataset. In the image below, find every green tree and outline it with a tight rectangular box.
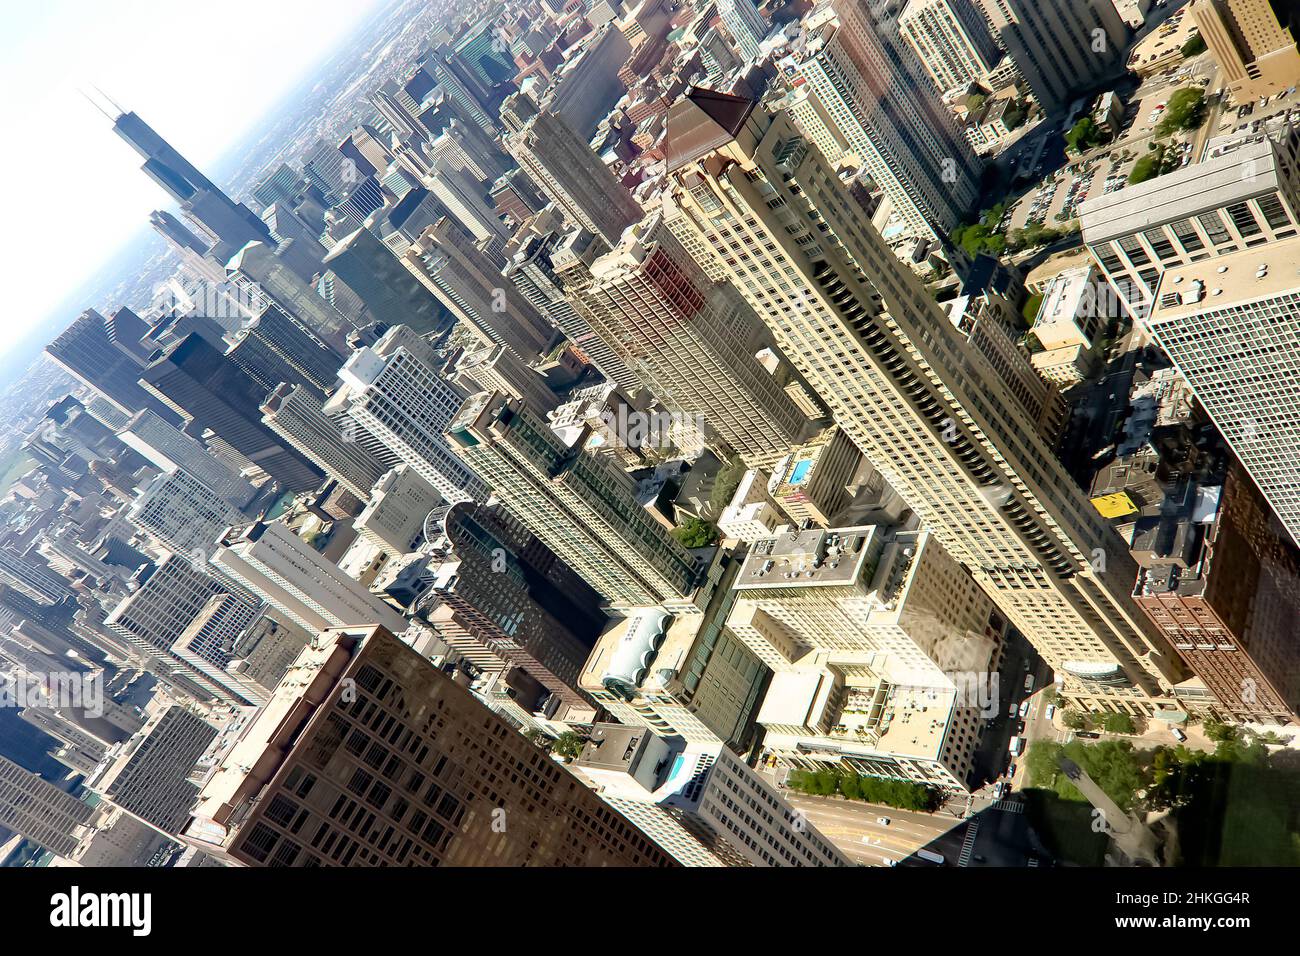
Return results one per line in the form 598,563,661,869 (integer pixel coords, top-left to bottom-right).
672,516,720,548
1065,116,1108,153
1063,709,1088,731
552,731,586,760
1129,150,1164,184
1202,719,1238,743
1181,33,1207,57
1103,713,1136,735
1157,88,1206,136
709,458,746,509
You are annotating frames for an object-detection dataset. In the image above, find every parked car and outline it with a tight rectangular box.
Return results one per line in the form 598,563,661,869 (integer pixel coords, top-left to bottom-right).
1023,674,1035,693
1044,704,1057,721
1171,728,1188,742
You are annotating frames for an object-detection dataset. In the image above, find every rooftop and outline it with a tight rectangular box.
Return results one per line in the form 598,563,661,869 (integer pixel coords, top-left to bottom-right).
735,526,877,589
1147,236,1300,322
663,87,756,171
1079,139,1282,245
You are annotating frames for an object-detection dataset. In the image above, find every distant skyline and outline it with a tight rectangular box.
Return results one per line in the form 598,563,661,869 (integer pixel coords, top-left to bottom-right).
1,0,391,371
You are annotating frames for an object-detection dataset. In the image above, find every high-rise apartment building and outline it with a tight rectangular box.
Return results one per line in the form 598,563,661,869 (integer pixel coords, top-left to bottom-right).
0,755,94,857
573,723,849,866
899,0,1002,95
261,383,388,499
329,325,488,504
1079,135,1300,319
504,106,646,246
187,625,678,867
562,212,814,464
1192,0,1300,99
663,90,1186,715
785,0,981,239
212,520,409,635
1144,237,1300,549
978,0,1127,112
446,391,699,609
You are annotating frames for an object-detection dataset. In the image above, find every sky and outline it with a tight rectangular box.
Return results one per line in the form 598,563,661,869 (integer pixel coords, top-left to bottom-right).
0,0,390,366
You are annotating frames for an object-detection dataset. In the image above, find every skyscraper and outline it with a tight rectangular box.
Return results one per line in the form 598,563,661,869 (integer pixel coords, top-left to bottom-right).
228,304,347,399
322,226,452,335
104,554,262,704
446,391,699,609
1144,238,1300,549
663,90,1186,715
504,107,645,246
113,110,271,250
899,0,1002,95
0,756,94,857
401,218,555,359
329,325,488,504
88,706,219,834
507,229,641,391
45,309,181,423
260,383,388,499
416,500,604,711
117,408,256,509
563,211,814,464
785,0,982,239
212,520,409,635
188,625,678,867
572,723,849,867
978,0,1127,113
139,333,324,490
1192,0,1300,100
717,0,770,60
128,468,249,560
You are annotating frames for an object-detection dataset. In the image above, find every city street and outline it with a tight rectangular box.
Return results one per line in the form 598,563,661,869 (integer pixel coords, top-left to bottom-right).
781,792,959,867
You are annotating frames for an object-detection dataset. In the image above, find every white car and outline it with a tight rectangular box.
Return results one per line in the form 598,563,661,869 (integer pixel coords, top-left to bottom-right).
1045,704,1057,721
876,817,891,826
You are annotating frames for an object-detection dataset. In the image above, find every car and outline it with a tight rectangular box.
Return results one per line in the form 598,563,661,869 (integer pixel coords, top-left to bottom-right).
1023,674,1035,693
876,817,891,826
992,781,1007,800
1018,700,1031,719
1008,702,1017,717
1076,731,1100,740
1044,704,1057,721
1171,728,1188,742
1008,736,1026,756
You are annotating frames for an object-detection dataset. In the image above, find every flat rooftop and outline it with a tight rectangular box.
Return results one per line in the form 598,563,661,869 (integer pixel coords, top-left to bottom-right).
735,526,877,589
1148,236,1300,323
1079,138,1281,245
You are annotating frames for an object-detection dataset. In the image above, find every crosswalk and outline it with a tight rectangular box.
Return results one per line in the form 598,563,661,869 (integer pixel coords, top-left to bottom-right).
957,819,981,867
992,798,1025,814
